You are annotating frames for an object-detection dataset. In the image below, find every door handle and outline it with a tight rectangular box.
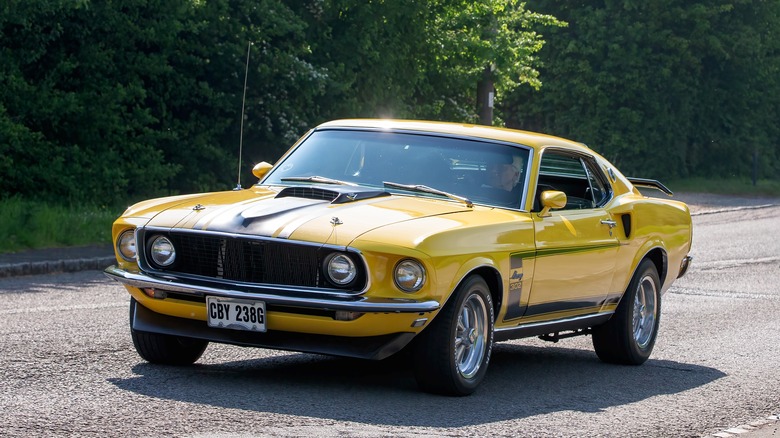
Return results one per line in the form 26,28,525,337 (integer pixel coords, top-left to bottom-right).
600,219,617,228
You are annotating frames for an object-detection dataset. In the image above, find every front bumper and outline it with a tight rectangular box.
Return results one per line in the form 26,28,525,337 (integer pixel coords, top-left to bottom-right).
104,265,440,314
677,255,693,278
129,298,416,360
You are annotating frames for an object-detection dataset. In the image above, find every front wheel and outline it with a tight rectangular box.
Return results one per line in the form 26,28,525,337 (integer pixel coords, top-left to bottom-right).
592,259,661,364
412,275,494,396
129,298,208,365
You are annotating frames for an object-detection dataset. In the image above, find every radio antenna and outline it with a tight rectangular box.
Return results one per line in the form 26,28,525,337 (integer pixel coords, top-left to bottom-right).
235,41,252,190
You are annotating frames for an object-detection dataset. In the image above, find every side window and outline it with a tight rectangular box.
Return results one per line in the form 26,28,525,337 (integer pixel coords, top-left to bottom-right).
582,159,612,207
536,151,611,211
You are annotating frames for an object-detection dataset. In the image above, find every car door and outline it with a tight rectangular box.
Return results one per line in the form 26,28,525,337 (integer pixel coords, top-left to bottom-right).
526,150,620,322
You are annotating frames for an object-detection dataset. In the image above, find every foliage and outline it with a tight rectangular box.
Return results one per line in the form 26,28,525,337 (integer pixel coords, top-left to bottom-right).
501,0,780,181
0,0,559,204
666,178,780,197
289,0,561,123
1,0,777,209
0,196,117,252
427,1,564,93
0,0,328,201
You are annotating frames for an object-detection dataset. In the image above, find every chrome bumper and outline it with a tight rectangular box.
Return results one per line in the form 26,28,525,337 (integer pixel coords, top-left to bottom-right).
677,255,693,278
104,265,440,313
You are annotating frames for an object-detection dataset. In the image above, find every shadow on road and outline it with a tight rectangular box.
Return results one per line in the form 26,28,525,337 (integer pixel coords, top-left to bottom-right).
108,342,725,427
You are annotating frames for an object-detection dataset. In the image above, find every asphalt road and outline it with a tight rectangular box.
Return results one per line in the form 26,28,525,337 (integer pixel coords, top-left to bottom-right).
0,201,778,437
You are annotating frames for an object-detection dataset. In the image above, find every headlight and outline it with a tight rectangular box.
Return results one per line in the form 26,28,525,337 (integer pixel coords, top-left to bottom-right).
117,229,137,261
149,235,176,267
394,259,425,293
324,253,357,286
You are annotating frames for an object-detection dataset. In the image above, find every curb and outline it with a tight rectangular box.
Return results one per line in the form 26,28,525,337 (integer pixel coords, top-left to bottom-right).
706,413,779,438
0,256,116,279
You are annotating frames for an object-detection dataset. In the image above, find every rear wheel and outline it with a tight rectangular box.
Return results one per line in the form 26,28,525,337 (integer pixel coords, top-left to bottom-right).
412,275,494,396
129,298,208,365
592,259,661,364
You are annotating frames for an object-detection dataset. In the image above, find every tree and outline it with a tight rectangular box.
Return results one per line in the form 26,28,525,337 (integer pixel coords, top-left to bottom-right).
501,0,780,181
424,0,564,124
292,0,563,123
1,0,564,204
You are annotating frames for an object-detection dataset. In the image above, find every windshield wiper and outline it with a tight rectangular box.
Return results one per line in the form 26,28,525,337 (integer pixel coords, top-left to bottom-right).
383,181,473,208
281,176,357,186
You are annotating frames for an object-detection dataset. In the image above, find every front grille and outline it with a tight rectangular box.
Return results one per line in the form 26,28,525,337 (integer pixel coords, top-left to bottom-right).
167,233,320,286
139,228,367,292
144,231,329,288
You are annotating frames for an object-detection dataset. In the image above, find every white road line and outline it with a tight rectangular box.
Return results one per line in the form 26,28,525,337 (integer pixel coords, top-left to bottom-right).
691,204,778,216
0,301,127,315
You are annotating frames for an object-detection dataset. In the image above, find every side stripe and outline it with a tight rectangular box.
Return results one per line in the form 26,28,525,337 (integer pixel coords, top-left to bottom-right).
535,242,620,258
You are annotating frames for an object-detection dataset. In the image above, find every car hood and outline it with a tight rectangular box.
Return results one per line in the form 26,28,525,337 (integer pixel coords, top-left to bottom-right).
140,185,472,246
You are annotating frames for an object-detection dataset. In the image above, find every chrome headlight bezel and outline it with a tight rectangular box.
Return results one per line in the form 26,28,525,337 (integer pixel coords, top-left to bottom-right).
149,235,176,267
116,229,137,262
323,253,358,286
394,259,426,293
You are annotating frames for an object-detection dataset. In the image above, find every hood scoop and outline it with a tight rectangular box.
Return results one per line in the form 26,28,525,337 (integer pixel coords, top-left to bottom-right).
276,185,390,204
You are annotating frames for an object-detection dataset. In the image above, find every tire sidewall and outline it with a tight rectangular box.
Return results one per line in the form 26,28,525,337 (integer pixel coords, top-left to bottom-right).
624,260,662,363
447,276,495,394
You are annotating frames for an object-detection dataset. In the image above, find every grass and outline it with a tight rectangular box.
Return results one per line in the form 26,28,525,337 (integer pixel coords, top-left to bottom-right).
667,178,780,197
0,196,120,254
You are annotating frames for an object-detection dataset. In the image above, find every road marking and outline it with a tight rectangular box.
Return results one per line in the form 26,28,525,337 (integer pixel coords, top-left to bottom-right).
0,301,127,315
669,286,779,300
690,256,780,270
691,204,778,216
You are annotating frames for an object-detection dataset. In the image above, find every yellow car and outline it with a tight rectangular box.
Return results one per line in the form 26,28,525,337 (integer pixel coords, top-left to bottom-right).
105,119,693,395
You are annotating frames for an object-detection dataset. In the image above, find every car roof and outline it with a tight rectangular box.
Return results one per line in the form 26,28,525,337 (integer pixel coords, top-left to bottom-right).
316,119,591,153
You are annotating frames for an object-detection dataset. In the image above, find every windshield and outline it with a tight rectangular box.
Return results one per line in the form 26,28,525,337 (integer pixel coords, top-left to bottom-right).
262,129,532,209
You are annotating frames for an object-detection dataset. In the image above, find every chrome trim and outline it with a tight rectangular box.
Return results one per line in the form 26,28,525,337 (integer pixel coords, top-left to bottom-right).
139,225,348,251
262,127,534,212
600,219,617,228
537,147,615,208
678,255,693,278
104,265,439,313
137,226,371,295
393,258,427,293
116,229,137,263
494,311,614,342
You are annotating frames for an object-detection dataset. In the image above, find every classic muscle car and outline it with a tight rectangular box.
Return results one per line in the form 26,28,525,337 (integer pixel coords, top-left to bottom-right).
105,119,693,395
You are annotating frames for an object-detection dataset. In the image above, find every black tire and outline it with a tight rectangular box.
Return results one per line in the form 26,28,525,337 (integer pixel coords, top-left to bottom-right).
129,298,208,365
592,259,661,365
412,275,494,396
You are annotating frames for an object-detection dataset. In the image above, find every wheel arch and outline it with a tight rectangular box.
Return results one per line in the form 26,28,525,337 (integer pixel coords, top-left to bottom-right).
447,265,503,317
643,247,668,288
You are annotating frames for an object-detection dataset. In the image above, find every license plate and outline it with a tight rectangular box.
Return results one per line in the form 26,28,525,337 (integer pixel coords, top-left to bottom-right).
206,296,266,332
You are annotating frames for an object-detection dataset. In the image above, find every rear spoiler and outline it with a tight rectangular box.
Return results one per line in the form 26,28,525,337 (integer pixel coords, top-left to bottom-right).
627,177,674,196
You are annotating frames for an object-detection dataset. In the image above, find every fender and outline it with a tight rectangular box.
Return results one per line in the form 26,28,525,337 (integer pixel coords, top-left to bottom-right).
608,244,668,314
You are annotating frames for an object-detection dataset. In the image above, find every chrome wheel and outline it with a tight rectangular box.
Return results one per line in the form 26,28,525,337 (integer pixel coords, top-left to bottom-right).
454,294,489,379
412,275,494,395
632,274,658,349
592,259,661,365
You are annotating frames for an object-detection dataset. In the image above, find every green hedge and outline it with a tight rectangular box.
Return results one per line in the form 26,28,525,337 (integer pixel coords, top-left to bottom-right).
1,1,777,207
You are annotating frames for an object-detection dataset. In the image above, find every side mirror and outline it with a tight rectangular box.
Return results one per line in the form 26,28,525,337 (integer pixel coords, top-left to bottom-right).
252,162,273,180
538,190,567,217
